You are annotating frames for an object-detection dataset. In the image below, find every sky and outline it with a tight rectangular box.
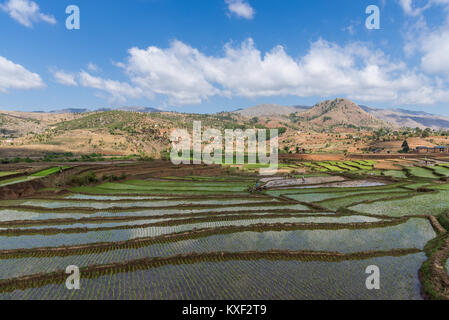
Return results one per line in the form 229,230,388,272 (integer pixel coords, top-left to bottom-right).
1,0,449,115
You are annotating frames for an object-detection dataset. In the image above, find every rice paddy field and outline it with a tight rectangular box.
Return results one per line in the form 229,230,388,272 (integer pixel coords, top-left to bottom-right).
0,162,449,300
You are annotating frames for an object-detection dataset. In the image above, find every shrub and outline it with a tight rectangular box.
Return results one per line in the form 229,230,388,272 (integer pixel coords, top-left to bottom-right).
70,171,98,186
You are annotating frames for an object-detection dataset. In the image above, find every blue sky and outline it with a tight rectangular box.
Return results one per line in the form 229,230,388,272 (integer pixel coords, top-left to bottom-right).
1,0,449,115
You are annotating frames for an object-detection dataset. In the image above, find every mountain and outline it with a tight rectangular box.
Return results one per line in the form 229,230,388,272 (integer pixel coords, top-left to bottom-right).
36,106,162,114
360,106,449,130
49,108,89,114
296,98,387,129
234,104,310,117
97,106,161,113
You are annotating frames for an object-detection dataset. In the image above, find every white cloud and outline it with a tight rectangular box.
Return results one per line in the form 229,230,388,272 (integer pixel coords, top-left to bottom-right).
124,41,220,105
0,0,56,27
56,37,449,106
225,0,254,19
400,1,449,79
398,0,430,16
78,71,149,103
398,0,449,16
0,56,44,92
52,70,77,86
420,29,449,75
120,38,443,105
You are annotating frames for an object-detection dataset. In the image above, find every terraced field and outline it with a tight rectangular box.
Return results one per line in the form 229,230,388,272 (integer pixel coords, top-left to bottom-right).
0,167,71,187
0,165,448,300
297,160,376,173
0,172,17,178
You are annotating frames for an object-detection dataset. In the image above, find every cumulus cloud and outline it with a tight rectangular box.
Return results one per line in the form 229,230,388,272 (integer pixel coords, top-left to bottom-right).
78,71,149,103
52,70,77,86
225,0,254,19
0,56,44,92
56,38,449,106
122,38,447,105
420,29,449,75
124,41,220,105
0,0,56,27
400,0,449,80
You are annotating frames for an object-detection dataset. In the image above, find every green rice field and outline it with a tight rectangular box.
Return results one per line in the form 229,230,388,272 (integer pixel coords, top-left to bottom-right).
0,172,17,178
0,167,447,300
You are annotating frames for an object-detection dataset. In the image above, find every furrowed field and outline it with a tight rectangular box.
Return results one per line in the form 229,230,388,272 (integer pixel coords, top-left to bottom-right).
1,160,449,300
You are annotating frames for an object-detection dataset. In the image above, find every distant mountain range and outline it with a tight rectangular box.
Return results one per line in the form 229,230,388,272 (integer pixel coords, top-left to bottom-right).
45,106,161,114
234,100,449,130
359,106,449,130
29,100,449,130
234,104,310,117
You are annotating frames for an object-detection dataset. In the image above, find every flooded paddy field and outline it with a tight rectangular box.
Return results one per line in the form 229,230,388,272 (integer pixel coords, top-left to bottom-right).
0,254,426,300
0,163,448,300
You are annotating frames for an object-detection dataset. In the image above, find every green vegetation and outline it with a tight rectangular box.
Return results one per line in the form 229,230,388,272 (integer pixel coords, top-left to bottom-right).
0,176,39,187
0,164,445,300
350,191,449,217
431,166,449,177
31,166,71,177
0,172,17,178
298,160,376,173
383,170,408,179
406,167,439,179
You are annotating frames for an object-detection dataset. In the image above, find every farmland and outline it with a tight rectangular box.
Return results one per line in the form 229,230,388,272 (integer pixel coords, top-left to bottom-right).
0,160,448,300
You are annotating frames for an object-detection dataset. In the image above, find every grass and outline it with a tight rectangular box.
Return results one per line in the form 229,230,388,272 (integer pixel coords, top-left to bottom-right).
350,190,449,217
0,176,39,187
316,162,344,172
318,191,414,211
163,176,256,182
283,188,410,203
0,172,17,178
343,161,373,170
428,183,449,191
69,179,253,195
406,167,439,179
383,170,408,179
300,161,375,173
431,166,449,177
30,166,71,177
266,182,407,196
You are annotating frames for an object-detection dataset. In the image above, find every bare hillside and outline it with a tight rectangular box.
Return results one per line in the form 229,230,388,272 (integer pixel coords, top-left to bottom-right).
297,98,387,129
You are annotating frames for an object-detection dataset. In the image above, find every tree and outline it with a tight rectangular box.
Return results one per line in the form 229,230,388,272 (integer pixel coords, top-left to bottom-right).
278,127,287,135
402,140,410,153
422,128,431,138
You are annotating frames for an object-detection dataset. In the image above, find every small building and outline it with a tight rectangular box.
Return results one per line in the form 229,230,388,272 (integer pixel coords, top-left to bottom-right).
434,146,449,153
416,146,433,154
415,146,449,153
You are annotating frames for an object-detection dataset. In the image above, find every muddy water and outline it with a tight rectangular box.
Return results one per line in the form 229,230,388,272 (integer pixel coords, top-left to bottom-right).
0,254,426,300
0,218,434,280
263,176,346,188
3,216,377,250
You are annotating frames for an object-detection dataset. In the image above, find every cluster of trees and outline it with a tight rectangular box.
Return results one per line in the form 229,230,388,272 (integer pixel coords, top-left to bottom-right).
373,127,449,141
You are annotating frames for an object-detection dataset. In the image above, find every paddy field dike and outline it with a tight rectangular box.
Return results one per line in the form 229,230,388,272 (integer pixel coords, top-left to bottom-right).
0,159,449,300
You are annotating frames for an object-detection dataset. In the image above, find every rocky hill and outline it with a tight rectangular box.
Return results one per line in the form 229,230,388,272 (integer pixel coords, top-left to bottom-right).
235,99,449,130
293,98,387,129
